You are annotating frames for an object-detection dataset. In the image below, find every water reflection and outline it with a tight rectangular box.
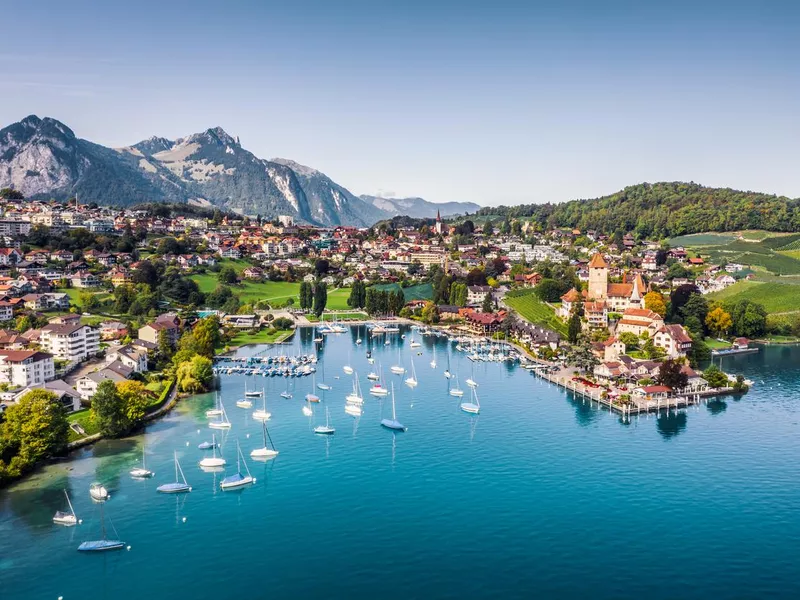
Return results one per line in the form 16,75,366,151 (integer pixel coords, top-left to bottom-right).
565,391,602,427
656,411,687,439
707,399,727,415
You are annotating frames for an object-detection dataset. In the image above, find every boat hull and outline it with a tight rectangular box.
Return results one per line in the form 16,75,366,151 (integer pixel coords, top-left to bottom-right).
314,426,335,435
157,483,192,494
252,410,271,421
208,422,232,429
380,419,406,431
129,468,153,478
78,540,125,552
199,458,226,468
250,448,279,458
460,402,480,414
220,475,255,490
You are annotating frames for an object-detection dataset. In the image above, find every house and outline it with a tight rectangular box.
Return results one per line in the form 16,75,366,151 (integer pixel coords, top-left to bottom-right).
688,257,704,266
221,314,259,329
106,345,148,373
242,267,264,280
594,361,627,384
0,350,55,387
138,315,180,345
109,269,133,287
76,365,131,401
584,300,608,328
615,307,665,338
732,337,750,350
39,323,100,362
558,287,583,319
70,271,101,288
464,310,506,334
0,248,23,266
466,286,493,306
0,300,13,321
653,324,693,358
21,293,70,311
632,385,672,401
99,321,128,340
13,379,81,412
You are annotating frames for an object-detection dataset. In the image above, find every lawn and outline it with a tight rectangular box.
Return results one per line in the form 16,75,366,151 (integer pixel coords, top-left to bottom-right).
667,233,736,246
229,328,294,346
67,409,99,442
673,232,800,276
707,280,800,313
503,289,567,336
307,311,369,322
703,338,731,349
57,288,113,306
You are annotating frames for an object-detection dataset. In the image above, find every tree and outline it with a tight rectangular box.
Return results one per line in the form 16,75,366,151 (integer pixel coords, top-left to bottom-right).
158,328,174,360
643,291,667,317
91,380,129,437
567,310,582,344
680,294,709,332
567,339,598,372
348,280,366,309
0,389,68,468
642,337,665,360
657,359,688,390
421,301,439,324
724,299,767,338
314,259,330,276
117,381,150,426
481,293,493,313
705,306,733,337
132,260,160,289
192,316,221,357
219,266,238,285
0,187,24,200
670,284,700,316
389,290,405,315
535,279,569,302
617,331,639,350
466,268,487,286
299,281,313,312
313,281,328,317
703,364,729,388
177,355,214,393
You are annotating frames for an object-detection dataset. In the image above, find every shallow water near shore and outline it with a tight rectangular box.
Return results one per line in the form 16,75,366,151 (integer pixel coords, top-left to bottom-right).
1,326,799,599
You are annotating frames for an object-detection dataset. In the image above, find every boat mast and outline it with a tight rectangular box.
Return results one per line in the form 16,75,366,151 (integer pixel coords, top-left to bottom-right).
391,383,397,420
65,490,75,518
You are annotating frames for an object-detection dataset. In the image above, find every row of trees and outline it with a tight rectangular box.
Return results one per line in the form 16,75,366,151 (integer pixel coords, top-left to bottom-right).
91,380,152,437
299,281,328,316
364,288,406,316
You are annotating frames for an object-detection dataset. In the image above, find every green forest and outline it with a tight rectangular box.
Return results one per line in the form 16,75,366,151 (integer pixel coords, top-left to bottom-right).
471,182,800,238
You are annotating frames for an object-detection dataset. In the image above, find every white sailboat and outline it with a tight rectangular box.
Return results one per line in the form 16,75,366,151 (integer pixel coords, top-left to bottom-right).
220,441,256,489
252,391,271,421
345,403,363,417
129,443,153,478
314,407,335,435
306,373,321,403
370,366,389,396
346,372,364,405
367,370,379,381
205,391,223,417
449,373,464,397
250,421,279,459
199,434,226,467
157,451,192,493
244,384,263,398
409,333,421,348
53,490,80,526
208,399,232,429
444,352,452,379
404,355,418,387
302,398,313,417
430,346,437,369
317,361,332,390
390,348,405,375
380,383,406,431
343,348,354,375
89,483,109,502
460,385,481,414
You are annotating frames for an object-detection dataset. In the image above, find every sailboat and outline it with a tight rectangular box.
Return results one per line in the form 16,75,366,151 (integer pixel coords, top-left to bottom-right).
449,373,464,397
367,369,379,381
252,391,271,421
198,439,217,450
89,483,108,502
157,451,192,493
370,366,389,396
250,421,279,459
346,372,364,405
220,441,256,489
78,503,124,552
390,348,405,375
314,407,335,435
245,384,264,398
460,385,481,414
302,397,313,417
380,383,406,431
343,348,354,375
129,444,153,478
208,399,232,429
306,373,321,403
466,365,479,388
409,333,421,348
53,490,79,526
444,351,452,379
404,355,418,387
317,361,332,390
281,378,293,399
205,392,223,417
430,346,437,369
199,434,226,467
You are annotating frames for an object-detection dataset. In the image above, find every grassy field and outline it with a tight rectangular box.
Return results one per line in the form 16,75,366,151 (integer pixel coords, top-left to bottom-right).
670,231,800,276
707,280,800,313
327,288,352,310
307,312,369,322
229,328,294,346
503,289,567,336
67,409,99,442
668,233,736,246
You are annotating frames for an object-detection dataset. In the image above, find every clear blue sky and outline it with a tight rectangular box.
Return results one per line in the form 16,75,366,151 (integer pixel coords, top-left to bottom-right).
1,0,798,205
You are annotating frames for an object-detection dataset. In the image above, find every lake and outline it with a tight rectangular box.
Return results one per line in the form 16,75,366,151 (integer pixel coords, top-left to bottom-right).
1,326,799,599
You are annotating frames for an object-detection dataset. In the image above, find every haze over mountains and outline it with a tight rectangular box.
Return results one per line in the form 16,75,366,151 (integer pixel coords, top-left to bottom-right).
0,115,479,227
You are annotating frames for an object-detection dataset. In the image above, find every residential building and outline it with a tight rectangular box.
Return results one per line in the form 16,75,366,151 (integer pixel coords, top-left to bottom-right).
105,345,148,373
0,350,55,387
40,323,100,362
0,220,31,237
615,308,665,338
467,285,493,306
653,324,693,358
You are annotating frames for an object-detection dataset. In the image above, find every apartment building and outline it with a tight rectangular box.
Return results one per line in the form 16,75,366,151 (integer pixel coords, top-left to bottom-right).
0,350,55,387
39,323,100,362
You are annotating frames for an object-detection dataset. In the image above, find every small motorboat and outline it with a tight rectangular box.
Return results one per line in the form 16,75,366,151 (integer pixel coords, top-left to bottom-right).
89,483,108,502
198,440,217,450
280,391,293,399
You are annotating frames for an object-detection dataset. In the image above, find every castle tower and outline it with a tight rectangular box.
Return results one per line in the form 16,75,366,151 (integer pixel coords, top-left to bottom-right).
631,273,645,307
588,253,608,299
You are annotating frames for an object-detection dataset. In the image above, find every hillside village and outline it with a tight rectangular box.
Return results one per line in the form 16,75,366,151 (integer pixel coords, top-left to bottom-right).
0,189,767,431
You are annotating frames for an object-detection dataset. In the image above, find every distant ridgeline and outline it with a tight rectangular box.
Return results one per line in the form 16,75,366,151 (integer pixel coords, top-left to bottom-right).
467,182,800,238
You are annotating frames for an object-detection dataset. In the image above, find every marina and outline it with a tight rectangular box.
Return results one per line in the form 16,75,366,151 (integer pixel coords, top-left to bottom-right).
1,327,799,599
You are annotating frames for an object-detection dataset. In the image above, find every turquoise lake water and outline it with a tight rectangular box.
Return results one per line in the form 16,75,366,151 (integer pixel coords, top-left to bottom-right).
1,326,800,599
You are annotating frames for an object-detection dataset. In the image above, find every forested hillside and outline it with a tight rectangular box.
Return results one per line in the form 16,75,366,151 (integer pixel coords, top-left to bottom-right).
473,182,800,238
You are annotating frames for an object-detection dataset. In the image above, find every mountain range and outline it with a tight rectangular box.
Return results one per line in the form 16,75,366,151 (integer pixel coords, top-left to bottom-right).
0,115,479,227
